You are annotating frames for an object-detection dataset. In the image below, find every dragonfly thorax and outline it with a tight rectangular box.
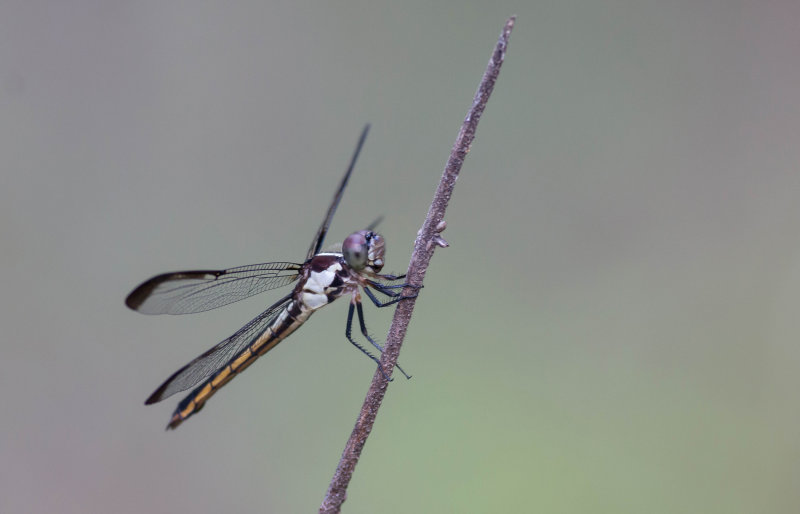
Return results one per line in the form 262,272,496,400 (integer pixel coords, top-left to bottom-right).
342,230,385,274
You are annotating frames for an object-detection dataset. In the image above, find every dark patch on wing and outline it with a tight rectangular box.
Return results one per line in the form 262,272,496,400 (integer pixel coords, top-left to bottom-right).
126,262,301,315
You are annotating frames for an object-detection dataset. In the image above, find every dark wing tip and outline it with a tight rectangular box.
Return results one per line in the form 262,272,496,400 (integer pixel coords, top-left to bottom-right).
125,280,153,311
143,348,205,405
125,270,221,313
125,272,178,312
145,374,176,405
144,388,164,405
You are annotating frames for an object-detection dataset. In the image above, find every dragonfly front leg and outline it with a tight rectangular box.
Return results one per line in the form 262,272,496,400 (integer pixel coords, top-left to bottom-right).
376,272,405,281
363,282,420,308
372,274,426,291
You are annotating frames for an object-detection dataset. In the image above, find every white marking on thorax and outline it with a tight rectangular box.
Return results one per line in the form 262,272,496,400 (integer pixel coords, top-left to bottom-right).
302,260,343,310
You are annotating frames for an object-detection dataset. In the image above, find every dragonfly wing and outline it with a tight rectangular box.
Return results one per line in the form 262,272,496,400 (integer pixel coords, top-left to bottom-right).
306,124,370,260
126,262,302,315
145,292,294,404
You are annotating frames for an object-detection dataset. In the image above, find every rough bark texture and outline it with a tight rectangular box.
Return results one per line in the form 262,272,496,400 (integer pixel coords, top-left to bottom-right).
319,16,516,514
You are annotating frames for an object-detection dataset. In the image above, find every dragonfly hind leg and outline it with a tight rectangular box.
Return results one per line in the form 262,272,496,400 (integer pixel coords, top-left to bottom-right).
345,302,391,380
345,300,412,380
355,301,411,379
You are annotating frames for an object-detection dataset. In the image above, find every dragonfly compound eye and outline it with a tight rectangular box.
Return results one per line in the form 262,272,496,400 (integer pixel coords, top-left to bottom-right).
343,232,368,270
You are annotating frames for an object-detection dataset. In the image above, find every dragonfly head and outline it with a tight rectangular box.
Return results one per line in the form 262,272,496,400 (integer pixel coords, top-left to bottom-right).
343,230,385,274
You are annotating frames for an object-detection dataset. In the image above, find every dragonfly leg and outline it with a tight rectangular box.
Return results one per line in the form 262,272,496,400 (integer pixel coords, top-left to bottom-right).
375,274,424,290
363,286,418,308
367,278,421,296
378,272,405,281
355,301,412,380
346,301,392,381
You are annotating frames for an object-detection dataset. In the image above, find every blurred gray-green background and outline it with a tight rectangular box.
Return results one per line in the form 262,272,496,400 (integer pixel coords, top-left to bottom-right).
3,1,799,513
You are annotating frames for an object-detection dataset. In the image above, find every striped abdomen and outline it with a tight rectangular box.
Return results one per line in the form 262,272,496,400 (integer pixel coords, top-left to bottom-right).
165,253,350,429
166,300,311,429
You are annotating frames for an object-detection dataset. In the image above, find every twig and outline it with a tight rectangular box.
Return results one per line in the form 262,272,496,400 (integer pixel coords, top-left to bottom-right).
319,16,516,513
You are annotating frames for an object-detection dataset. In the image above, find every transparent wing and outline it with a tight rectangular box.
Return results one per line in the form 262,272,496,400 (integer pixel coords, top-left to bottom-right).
126,262,302,315
145,293,294,403
306,124,370,260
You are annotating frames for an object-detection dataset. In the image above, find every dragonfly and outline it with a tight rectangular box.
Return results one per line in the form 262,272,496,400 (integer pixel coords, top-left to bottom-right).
126,125,415,429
